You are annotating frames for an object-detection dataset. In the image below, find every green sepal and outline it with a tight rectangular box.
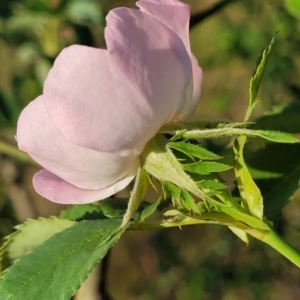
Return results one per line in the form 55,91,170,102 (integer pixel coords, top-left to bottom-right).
120,166,149,228
161,182,184,209
141,134,212,205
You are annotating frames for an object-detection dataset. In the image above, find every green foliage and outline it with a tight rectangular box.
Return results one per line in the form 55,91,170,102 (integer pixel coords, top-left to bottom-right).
285,0,300,20
139,196,163,221
0,0,300,297
0,217,75,273
65,0,104,26
59,198,129,220
254,130,299,143
184,161,232,175
245,35,276,121
180,189,201,214
247,143,300,217
0,218,129,300
168,141,221,160
233,136,263,220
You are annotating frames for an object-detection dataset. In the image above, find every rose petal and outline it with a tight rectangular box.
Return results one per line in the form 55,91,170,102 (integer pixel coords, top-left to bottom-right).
137,0,191,50
16,96,138,190
105,6,193,123
33,169,135,204
136,0,202,120
177,54,203,119
43,45,152,155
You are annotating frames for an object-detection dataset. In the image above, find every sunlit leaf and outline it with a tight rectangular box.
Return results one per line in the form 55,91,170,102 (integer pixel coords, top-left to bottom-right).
233,136,263,220
245,35,276,121
285,0,300,19
0,217,75,273
0,219,129,300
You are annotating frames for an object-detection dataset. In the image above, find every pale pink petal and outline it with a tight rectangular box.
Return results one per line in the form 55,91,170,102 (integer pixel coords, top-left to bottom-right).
177,54,203,119
16,96,138,191
136,0,202,120
105,7,192,123
33,169,135,204
43,45,152,155
137,0,191,50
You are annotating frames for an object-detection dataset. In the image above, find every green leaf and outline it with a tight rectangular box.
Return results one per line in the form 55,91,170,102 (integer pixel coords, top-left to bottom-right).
120,167,149,228
65,0,104,25
255,130,298,143
285,0,300,19
229,227,249,245
215,192,240,208
0,217,75,273
180,189,201,214
214,201,269,230
246,143,300,216
139,196,163,221
197,180,227,191
168,142,221,160
162,182,184,209
59,204,105,220
184,161,232,175
233,136,264,220
0,219,128,300
59,199,130,221
245,35,276,121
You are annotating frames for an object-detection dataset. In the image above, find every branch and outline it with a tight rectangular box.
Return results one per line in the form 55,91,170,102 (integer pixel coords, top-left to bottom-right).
189,0,234,29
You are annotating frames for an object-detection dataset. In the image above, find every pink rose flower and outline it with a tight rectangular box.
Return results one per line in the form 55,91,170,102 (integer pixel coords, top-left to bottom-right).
16,0,202,204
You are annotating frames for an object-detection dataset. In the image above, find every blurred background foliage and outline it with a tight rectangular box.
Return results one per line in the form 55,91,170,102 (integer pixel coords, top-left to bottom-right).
1,0,300,299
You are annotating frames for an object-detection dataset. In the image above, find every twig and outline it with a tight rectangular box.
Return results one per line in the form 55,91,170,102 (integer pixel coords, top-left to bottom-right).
189,0,234,29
